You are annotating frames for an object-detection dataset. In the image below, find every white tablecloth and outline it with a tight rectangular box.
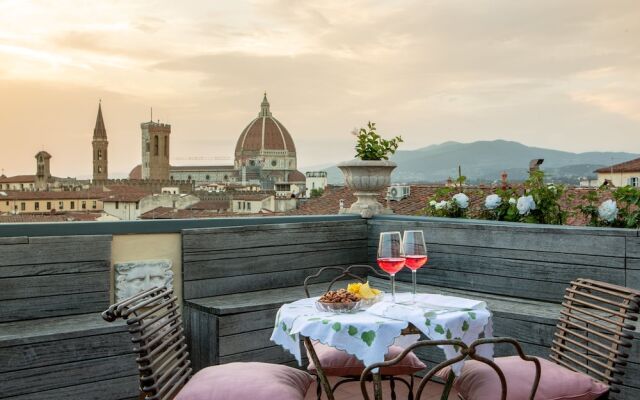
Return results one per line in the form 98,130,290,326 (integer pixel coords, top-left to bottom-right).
270,292,493,374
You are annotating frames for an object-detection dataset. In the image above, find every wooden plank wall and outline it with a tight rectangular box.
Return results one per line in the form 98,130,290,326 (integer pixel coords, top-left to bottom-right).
368,219,636,303
0,235,112,322
0,235,139,400
182,220,369,300
369,218,640,399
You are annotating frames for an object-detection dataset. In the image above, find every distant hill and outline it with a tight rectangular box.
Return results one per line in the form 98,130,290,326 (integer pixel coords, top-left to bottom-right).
312,140,638,184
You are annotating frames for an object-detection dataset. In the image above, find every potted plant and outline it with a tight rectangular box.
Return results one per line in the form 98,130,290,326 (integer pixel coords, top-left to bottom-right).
338,122,403,218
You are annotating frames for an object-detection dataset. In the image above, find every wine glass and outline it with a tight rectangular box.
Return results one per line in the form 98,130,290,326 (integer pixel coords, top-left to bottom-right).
377,232,405,303
403,230,428,303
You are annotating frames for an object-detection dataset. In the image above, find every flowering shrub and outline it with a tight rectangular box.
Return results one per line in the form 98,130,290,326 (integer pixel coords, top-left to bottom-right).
424,176,469,218
481,189,520,222
518,171,567,225
578,186,640,228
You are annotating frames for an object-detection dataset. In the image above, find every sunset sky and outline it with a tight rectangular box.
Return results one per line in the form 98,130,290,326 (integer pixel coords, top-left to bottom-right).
0,0,639,178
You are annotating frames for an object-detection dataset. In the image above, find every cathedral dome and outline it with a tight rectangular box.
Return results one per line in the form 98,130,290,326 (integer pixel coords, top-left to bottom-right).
234,94,296,159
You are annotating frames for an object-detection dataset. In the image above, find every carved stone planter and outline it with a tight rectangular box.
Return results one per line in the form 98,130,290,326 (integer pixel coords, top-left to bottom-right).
338,159,396,218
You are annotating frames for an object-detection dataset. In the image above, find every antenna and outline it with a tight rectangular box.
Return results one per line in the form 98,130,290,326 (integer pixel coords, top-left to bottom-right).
150,107,153,122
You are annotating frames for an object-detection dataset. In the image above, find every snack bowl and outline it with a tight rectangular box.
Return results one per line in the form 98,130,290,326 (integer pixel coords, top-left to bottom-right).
359,291,385,307
315,300,362,314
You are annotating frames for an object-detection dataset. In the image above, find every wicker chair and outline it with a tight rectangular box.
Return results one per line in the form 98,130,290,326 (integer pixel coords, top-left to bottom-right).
451,279,640,400
102,286,313,400
303,265,424,400
359,338,541,400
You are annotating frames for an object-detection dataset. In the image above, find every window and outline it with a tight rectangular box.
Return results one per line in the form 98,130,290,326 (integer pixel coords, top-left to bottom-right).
98,149,102,160
70,201,75,210
98,166,102,173
35,202,39,211
271,160,277,167
82,201,86,209
146,141,150,152
58,201,63,210
630,177,639,187
247,202,251,211
92,201,97,209
154,135,159,156
5,201,8,206
46,202,51,210
237,201,241,209
20,202,25,211
115,201,119,209
206,175,210,180
135,202,139,210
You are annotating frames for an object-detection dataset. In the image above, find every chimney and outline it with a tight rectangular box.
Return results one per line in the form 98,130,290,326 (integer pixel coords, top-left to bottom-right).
501,171,508,190
529,159,544,174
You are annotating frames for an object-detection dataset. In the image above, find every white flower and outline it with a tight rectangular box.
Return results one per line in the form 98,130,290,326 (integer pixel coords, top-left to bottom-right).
517,195,536,215
435,200,449,210
598,200,618,222
508,198,517,205
547,184,557,194
429,200,437,207
485,194,502,210
452,193,469,209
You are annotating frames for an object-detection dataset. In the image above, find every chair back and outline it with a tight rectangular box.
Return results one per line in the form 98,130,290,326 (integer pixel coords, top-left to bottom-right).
303,265,388,298
102,286,191,400
551,278,640,394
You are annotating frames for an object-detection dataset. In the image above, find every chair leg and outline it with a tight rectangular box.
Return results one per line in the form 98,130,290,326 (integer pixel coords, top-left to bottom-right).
390,376,397,400
316,376,322,400
408,374,414,400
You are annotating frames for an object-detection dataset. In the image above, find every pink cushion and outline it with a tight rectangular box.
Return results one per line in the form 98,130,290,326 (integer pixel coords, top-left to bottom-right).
307,342,426,376
175,362,313,400
439,356,609,400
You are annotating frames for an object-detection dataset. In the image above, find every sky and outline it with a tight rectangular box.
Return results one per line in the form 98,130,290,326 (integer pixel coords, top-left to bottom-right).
0,0,639,178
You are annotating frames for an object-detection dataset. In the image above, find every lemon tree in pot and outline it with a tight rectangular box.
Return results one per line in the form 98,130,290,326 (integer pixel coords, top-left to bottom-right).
338,122,402,218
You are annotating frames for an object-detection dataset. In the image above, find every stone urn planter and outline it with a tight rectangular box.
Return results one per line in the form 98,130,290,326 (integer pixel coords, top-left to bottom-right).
338,159,396,218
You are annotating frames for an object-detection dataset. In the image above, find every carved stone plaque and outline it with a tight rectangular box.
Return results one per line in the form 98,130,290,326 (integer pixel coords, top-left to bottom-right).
115,259,173,302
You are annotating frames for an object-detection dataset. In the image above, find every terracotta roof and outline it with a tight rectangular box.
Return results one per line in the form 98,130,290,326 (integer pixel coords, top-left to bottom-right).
287,184,602,226
595,157,640,173
128,165,142,180
0,175,36,183
187,200,230,211
0,212,101,223
140,207,230,219
232,193,273,201
288,170,306,182
100,185,151,202
235,95,296,156
0,190,103,200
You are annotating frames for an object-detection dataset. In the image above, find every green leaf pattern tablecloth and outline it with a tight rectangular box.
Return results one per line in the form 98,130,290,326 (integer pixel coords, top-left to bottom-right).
271,292,493,374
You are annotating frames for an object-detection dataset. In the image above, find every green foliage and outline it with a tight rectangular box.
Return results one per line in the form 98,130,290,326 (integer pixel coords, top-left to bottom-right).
481,187,520,222
577,185,640,228
353,121,403,160
310,188,324,198
521,171,567,225
424,174,469,218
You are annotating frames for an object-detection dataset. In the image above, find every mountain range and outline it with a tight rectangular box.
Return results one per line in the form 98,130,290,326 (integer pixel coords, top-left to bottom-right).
311,140,639,184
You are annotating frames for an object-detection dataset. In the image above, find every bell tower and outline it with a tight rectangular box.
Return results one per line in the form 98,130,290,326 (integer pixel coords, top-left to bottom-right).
34,151,51,190
92,101,109,182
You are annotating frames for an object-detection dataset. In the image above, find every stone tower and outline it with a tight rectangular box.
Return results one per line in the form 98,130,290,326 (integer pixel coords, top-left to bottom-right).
92,101,109,181
34,151,51,190
141,120,171,180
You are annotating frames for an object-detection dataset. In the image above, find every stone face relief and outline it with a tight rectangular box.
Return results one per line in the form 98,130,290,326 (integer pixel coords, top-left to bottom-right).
115,259,173,302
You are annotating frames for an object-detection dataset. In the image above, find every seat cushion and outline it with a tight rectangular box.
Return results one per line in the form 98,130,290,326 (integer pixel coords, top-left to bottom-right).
439,356,609,400
307,342,426,376
175,362,313,400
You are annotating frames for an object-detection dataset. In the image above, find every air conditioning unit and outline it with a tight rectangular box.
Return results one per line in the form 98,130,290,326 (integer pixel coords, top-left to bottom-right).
386,185,410,201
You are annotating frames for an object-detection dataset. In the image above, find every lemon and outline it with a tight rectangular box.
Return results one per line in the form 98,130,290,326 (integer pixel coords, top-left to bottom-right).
358,282,377,299
347,282,362,294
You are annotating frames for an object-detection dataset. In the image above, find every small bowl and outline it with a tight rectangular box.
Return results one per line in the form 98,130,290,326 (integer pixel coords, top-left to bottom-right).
315,300,362,313
359,292,385,307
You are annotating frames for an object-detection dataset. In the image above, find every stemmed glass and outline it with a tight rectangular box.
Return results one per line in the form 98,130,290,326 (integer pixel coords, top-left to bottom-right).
403,230,428,303
377,232,406,303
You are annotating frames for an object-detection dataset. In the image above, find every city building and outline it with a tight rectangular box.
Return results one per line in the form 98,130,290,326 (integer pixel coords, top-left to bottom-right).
0,152,85,192
141,120,171,180
92,102,109,182
0,190,103,214
595,157,640,187
100,186,200,220
305,171,328,195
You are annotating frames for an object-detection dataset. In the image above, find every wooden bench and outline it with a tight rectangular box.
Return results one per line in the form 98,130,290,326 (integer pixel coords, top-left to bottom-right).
0,235,139,400
181,220,370,371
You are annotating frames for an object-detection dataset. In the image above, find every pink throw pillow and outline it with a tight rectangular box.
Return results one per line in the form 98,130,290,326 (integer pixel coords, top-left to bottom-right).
307,343,426,376
175,362,313,400
440,356,609,400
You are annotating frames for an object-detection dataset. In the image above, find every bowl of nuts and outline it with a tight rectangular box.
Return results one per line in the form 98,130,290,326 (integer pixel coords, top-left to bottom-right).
316,289,362,313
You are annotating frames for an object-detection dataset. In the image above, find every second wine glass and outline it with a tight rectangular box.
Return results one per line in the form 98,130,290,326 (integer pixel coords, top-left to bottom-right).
377,231,405,303
403,230,428,303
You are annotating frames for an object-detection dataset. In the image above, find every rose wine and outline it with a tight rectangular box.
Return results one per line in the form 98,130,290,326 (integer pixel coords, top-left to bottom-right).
377,257,406,274
405,255,428,270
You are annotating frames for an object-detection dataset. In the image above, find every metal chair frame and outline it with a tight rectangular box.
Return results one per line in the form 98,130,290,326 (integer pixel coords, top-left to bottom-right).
102,286,191,400
550,278,640,395
303,265,415,400
360,338,541,400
